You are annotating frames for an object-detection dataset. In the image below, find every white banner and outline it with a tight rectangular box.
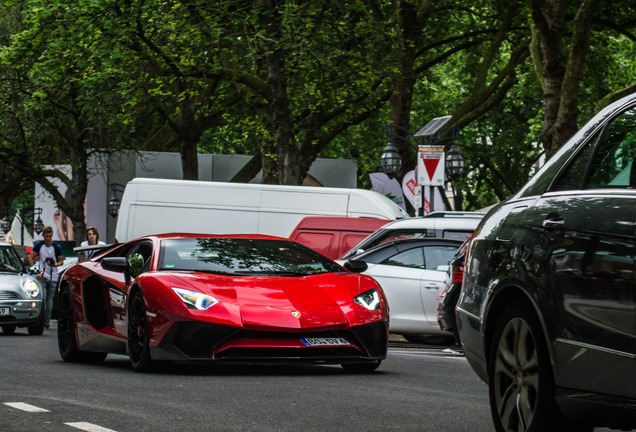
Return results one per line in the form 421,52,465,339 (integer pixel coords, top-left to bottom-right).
401,170,417,209
369,172,407,211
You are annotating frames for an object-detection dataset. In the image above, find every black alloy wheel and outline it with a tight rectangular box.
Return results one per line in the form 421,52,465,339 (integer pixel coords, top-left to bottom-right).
128,289,152,372
58,286,106,363
488,299,592,432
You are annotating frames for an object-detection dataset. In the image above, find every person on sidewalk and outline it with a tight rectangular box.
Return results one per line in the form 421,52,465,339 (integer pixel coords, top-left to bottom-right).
28,226,64,329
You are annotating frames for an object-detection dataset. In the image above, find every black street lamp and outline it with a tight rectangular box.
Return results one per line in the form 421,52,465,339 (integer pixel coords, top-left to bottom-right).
108,183,125,218
1,207,44,243
445,143,465,182
1,211,10,234
381,124,424,179
379,141,402,179
33,208,44,236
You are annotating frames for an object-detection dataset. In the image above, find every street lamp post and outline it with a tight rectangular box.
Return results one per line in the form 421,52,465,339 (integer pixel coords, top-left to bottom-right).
1,207,44,244
380,117,465,214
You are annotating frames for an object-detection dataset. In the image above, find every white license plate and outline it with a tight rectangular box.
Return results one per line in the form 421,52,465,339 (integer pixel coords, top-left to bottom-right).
301,337,350,346
0,307,10,316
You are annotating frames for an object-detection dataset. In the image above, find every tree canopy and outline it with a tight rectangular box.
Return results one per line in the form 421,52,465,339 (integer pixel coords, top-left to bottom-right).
1,0,635,242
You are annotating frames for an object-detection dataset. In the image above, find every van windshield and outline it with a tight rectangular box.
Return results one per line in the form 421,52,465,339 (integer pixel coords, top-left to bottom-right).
158,238,343,276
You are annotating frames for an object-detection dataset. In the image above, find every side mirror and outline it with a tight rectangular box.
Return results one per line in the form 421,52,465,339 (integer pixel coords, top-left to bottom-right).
343,259,368,273
101,256,131,285
100,257,128,273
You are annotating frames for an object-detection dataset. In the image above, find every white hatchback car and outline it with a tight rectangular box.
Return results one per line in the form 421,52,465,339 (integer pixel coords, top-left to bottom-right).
339,211,483,260
339,237,463,343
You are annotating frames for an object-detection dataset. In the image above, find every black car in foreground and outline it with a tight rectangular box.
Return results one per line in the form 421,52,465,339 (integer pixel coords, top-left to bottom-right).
456,92,636,431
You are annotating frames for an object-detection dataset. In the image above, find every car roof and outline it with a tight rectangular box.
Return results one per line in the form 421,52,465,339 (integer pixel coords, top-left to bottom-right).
376,212,485,230
142,233,288,241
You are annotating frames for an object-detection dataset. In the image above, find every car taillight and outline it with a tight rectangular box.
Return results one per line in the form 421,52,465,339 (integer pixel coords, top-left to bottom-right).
451,265,464,284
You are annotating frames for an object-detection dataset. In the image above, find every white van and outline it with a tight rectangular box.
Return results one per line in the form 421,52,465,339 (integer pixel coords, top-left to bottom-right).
115,178,408,242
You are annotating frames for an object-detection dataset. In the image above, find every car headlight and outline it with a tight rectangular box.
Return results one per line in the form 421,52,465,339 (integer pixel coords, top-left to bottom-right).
24,279,40,298
354,289,381,311
171,287,218,310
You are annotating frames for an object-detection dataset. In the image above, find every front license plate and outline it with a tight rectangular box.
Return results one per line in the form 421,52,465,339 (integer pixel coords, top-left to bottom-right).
301,337,350,346
0,307,10,316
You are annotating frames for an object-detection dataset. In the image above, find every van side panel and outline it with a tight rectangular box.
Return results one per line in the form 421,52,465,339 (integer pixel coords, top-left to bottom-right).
294,232,336,257
117,180,263,240
340,233,371,257
258,188,351,237
115,178,406,242
347,190,408,219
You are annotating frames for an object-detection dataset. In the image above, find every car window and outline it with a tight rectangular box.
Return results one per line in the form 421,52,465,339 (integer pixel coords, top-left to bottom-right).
0,246,22,272
378,230,429,246
424,245,460,271
554,107,636,191
381,247,425,269
158,238,342,275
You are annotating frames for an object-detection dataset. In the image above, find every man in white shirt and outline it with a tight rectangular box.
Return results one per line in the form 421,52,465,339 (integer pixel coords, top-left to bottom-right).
28,226,64,329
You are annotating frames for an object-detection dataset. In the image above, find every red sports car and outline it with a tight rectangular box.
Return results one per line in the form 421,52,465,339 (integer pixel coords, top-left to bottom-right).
57,234,389,372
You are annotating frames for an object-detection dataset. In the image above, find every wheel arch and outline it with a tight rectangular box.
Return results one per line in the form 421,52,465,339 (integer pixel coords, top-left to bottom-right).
483,282,557,379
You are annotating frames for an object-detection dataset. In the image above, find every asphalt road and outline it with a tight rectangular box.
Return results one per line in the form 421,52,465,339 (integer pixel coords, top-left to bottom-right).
0,324,624,432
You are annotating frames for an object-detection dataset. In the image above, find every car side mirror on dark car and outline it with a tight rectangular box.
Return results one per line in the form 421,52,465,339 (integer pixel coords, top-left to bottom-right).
343,259,368,273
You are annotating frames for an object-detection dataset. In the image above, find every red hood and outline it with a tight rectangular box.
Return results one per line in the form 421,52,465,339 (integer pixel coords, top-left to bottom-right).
160,271,366,328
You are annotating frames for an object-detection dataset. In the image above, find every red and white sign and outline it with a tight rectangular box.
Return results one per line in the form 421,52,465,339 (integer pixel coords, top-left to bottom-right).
417,145,445,186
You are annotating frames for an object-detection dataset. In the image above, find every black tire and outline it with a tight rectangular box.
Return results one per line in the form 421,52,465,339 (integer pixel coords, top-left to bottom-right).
28,319,45,336
488,299,590,432
341,360,382,373
2,325,17,334
403,334,455,345
128,289,152,372
58,286,107,363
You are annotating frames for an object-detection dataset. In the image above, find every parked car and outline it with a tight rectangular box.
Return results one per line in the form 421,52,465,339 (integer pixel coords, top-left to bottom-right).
339,211,483,260
437,239,469,344
340,238,462,343
0,242,45,335
289,216,388,259
456,92,636,431
57,233,389,372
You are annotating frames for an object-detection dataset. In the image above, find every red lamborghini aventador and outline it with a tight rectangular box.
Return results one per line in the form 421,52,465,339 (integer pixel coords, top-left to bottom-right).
57,234,389,372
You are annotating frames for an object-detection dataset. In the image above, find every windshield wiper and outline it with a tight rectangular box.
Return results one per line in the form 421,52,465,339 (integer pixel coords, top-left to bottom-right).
0,263,19,273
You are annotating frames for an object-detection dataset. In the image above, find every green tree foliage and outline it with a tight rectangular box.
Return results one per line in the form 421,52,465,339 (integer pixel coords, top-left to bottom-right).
0,0,635,235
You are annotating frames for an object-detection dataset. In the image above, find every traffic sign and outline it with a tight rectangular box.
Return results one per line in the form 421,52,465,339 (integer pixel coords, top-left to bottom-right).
417,145,445,186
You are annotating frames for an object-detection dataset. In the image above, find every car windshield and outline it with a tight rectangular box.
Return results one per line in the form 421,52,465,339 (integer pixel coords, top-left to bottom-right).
0,246,23,273
158,238,343,276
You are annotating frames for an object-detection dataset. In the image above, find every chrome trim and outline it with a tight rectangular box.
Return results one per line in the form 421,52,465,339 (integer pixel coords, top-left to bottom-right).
556,338,636,360
455,305,481,322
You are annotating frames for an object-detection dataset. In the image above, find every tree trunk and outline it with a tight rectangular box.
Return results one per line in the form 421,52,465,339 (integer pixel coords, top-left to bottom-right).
258,0,298,185
530,0,599,158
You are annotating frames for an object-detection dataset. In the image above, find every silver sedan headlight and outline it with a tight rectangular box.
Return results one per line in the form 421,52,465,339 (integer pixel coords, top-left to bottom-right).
24,279,40,298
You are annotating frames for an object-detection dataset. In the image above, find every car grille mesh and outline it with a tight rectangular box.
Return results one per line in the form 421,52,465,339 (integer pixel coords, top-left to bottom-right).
166,321,387,362
0,291,21,300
